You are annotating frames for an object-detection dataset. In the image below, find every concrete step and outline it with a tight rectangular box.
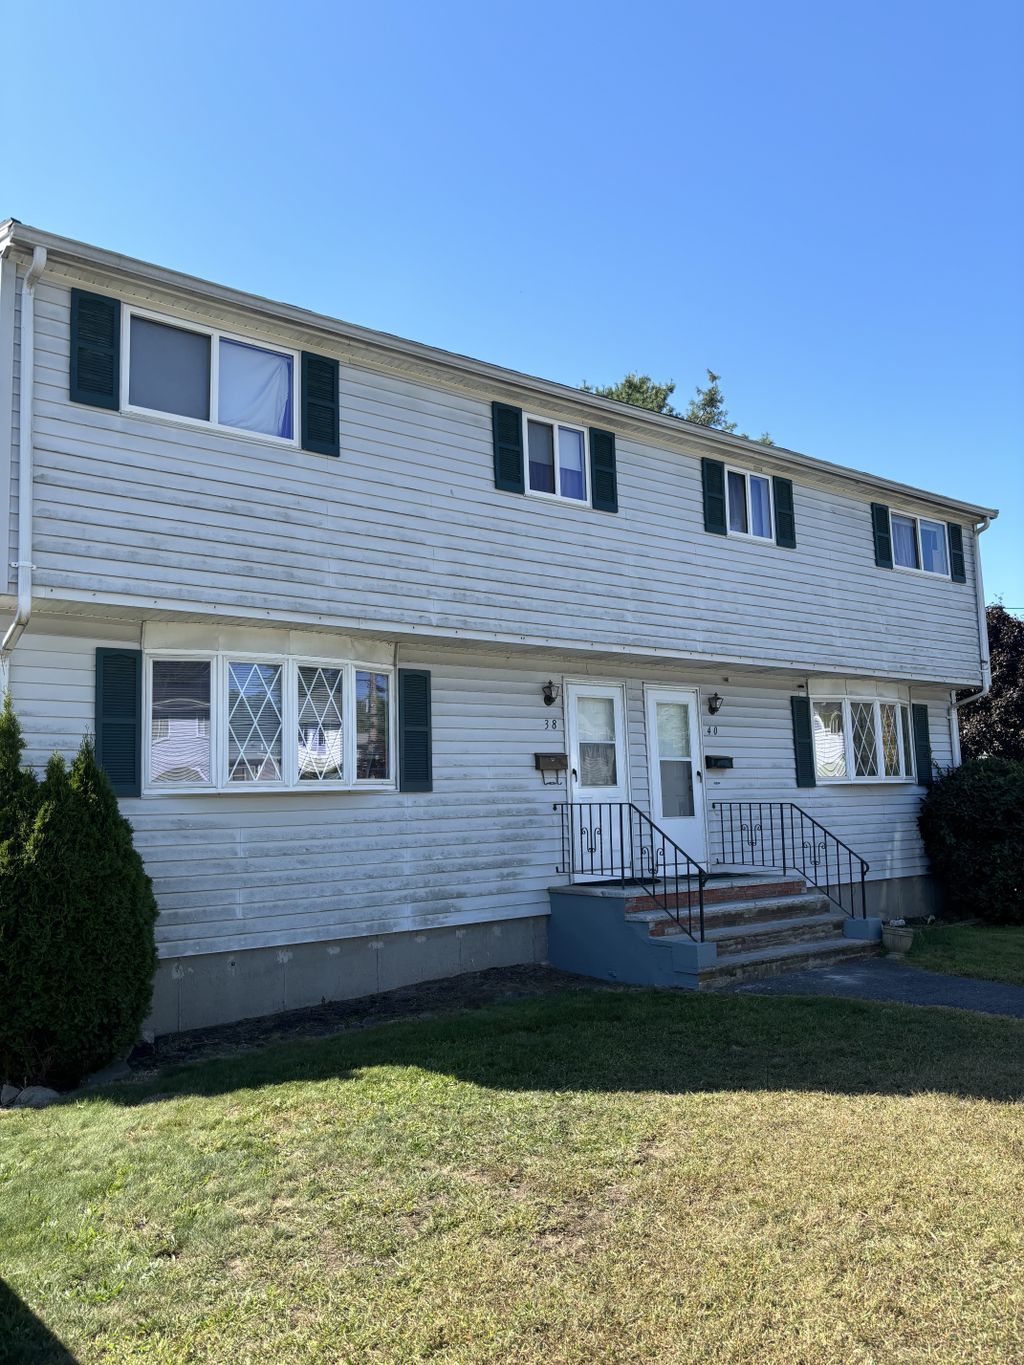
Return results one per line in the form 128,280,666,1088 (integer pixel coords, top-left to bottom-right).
628,891,831,937
710,912,848,957
701,936,878,988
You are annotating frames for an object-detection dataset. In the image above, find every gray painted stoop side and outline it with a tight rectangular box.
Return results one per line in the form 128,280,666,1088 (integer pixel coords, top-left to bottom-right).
547,874,882,991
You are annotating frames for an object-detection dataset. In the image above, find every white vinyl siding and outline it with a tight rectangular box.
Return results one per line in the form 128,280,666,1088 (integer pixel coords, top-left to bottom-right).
17,276,985,687
10,619,953,961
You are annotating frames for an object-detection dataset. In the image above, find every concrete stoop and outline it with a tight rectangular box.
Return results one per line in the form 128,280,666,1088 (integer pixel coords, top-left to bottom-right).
548,876,882,990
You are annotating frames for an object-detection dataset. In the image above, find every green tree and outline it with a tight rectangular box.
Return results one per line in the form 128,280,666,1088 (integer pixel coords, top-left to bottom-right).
0,735,158,1088
0,692,38,846
580,373,679,414
582,367,774,444
959,604,1024,762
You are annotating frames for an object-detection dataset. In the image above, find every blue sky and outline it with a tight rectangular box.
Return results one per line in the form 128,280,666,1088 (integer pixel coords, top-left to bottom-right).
7,0,1022,606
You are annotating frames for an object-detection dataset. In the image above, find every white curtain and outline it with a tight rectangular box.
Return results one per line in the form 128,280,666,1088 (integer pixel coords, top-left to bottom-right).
219,338,293,438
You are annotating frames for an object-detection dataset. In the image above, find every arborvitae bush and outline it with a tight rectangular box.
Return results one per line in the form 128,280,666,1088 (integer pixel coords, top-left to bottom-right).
0,693,38,845
918,758,1024,925
0,719,158,1088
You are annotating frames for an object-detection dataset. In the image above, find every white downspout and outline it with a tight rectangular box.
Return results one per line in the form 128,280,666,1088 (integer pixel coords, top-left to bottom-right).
0,245,47,684
949,515,992,764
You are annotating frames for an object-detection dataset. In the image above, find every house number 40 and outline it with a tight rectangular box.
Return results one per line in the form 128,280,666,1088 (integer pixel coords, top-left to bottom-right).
705,724,719,736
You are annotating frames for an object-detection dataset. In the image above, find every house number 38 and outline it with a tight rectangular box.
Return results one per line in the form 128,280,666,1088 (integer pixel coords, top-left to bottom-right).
544,718,559,730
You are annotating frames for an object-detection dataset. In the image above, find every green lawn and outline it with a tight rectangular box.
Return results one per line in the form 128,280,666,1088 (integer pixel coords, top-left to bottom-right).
908,922,1024,986
2,989,1024,1363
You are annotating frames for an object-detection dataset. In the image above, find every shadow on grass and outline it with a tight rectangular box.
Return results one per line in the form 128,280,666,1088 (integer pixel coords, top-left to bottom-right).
0,1281,78,1363
92,988,1024,1109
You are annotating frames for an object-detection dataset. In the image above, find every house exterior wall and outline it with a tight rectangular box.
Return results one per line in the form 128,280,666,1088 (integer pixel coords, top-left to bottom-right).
1,266,985,686
10,617,952,970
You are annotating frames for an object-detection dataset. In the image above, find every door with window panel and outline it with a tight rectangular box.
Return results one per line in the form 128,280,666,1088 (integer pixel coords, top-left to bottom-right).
565,683,629,880
644,688,706,862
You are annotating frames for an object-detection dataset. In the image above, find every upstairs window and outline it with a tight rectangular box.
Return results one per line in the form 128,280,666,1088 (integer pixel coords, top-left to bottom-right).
125,309,296,442
891,513,949,575
726,467,773,540
526,416,588,502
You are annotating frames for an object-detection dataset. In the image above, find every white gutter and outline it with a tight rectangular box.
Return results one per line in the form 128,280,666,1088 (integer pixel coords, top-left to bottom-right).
0,245,47,676
948,516,992,763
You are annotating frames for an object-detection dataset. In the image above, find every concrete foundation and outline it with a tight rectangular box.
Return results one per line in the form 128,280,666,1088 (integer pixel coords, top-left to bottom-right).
863,874,943,921
146,916,548,1037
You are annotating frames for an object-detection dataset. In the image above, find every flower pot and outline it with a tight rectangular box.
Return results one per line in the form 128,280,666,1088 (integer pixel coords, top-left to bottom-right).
882,926,914,956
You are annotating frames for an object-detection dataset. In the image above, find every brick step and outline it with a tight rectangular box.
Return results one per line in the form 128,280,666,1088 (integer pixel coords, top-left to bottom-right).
709,912,848,957
624,877,807,915
629,891,831,937
701,936,878,988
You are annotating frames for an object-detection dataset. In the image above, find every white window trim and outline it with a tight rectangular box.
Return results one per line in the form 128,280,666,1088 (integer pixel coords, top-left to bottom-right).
121,305,301,449
143,650,396,796
812,694,916,785
522,412,590,506
889,510,950,579
725,465,774,542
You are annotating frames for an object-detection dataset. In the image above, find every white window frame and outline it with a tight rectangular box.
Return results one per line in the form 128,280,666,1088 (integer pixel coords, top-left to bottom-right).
811,695,915,785
889,510,951,578
522,412,590,505
725,465,774,542
122,305,301,448
142,651,396,795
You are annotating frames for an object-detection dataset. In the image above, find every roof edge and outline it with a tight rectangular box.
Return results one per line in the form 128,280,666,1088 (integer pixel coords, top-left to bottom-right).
2,221,999,523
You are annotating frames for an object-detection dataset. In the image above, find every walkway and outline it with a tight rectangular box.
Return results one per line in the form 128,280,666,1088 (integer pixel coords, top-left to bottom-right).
725,957,1024,1019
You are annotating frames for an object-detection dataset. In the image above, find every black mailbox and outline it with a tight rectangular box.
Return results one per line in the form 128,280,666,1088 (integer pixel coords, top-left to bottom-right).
705,755,734,770
534,753,569,772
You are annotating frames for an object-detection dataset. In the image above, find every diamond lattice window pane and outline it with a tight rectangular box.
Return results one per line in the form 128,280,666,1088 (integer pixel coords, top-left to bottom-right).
298,666,344,781
227,662,283,783
851,701,879,777
812,701,847,778
880,703,901,776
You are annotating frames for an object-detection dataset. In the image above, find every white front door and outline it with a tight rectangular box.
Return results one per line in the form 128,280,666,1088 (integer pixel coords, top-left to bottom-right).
645,687,706,863
564,682,629,879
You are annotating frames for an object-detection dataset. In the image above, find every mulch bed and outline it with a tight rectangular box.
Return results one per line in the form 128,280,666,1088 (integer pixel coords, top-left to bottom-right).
129,965,613,1074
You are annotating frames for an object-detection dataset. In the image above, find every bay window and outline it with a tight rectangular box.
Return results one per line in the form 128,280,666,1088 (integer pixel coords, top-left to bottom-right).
125,308,297,442
811,695,914,783
145,654,395,792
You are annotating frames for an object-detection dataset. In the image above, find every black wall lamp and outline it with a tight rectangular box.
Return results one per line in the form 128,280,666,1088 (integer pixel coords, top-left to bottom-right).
542,680,561,707
707,692,724,716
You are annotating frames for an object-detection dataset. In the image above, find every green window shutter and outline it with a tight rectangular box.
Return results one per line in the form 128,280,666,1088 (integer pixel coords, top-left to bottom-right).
790,696,817,788
588,427,618,512
772,476,796,548
492,402,525,493
70,289,120,409
947,523,967,583
399,669,432,792
911,703,933,787
95,648,142,797
702,458,727,535
871,503,893,568
301,352,340,457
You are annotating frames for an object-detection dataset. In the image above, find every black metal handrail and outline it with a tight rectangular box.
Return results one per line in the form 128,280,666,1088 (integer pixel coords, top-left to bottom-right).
554,801,708,941
709,800,869,919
